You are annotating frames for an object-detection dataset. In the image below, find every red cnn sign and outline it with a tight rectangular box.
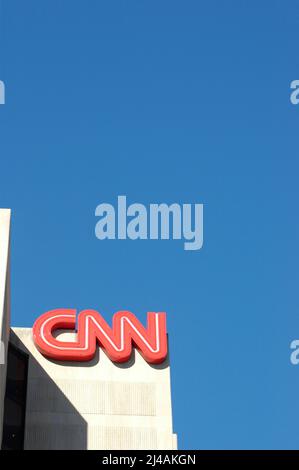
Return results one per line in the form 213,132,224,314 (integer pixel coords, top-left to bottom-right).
33,309,168,364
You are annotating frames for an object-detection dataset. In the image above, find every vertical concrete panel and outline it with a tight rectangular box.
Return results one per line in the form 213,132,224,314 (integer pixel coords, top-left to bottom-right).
0,209,11,445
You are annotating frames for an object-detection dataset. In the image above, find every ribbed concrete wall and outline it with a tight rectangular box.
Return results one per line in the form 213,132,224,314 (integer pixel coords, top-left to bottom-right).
11,328,177,450
0,209,11,446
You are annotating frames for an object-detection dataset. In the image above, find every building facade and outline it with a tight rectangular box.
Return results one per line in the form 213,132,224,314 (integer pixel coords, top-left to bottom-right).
0,209,177,450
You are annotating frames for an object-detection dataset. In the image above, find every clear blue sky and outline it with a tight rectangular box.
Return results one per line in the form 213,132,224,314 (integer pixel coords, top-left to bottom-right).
1,0,299,449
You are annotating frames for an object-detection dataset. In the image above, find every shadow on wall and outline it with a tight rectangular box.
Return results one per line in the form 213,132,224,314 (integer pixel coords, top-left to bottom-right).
47,346,170,371
8,330,88,450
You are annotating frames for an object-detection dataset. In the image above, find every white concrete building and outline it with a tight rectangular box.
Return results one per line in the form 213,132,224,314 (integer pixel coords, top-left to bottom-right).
0,209,177,450
0,209,11,448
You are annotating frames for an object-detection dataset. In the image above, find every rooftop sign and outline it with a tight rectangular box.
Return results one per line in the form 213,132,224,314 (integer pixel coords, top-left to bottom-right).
33,309,167,364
